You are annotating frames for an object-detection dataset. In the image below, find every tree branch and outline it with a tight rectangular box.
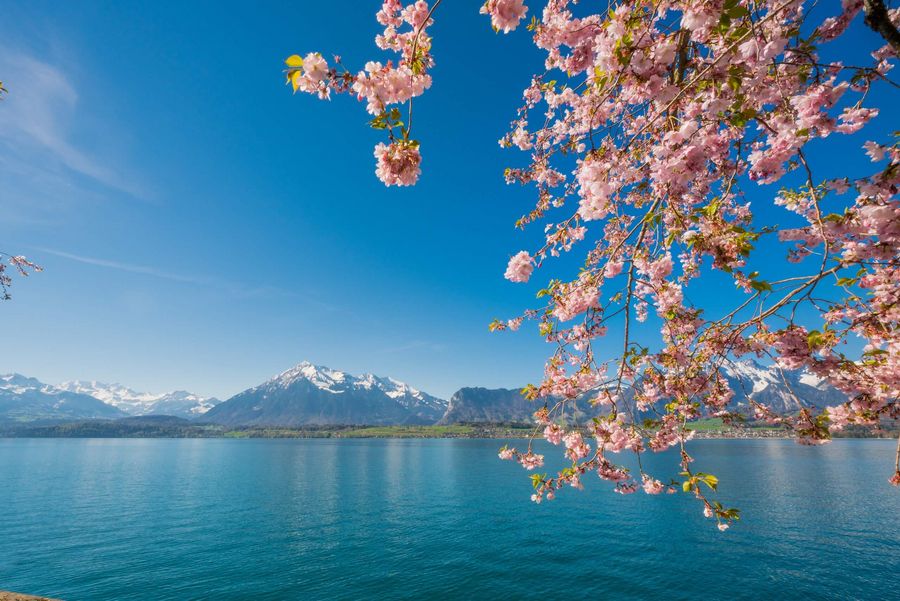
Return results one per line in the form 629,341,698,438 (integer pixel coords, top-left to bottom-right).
863,0,900,54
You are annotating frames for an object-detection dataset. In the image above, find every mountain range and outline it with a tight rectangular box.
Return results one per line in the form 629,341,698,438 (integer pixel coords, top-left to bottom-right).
0,359,849,427
715,360,846,414
203,362,447,426
58,381,220,419
0,375,218,423
0,374,127,422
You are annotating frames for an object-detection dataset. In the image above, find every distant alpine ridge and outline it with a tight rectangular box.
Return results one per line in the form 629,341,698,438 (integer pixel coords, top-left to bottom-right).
437,387,590,425
1,359,848,426
203,362,447,426
0,374,127,422
437,361,846,424
58,381,220,419
715,360,846,414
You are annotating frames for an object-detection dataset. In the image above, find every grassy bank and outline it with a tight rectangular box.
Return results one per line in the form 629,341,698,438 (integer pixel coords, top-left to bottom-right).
1,419,893,440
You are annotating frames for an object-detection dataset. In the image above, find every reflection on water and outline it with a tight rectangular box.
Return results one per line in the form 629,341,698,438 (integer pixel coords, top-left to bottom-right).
0,438,898,600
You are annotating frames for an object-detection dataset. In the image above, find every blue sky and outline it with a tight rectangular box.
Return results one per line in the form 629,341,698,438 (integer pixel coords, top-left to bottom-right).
0,1,893,400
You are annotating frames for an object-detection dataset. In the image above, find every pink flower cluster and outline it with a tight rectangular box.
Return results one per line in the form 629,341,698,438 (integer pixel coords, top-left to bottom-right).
297,0,900,528
504,251,534,283
480,0,528,33
374,141,422,186
286,0,436,186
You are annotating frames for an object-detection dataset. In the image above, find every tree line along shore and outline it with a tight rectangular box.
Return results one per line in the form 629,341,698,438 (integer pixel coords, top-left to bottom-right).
0,417,894,440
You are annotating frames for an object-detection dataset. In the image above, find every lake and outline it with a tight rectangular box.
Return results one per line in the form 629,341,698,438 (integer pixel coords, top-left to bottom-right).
1,438,898,600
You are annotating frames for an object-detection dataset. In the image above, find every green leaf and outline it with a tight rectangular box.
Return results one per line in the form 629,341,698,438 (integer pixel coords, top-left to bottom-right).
699,473,719,491
749,279,773,293
807,330,825,350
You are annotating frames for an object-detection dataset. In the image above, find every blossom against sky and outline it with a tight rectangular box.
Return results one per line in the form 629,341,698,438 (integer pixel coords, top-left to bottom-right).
0,1,893,399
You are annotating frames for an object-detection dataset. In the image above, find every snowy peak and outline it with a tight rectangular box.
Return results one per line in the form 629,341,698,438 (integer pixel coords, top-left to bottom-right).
696,359,846,414
262,361,445,409
1,373,49,394
268,361,350,393
364,374,438,409
204,361,447,427
0,374,126,421
438,360,849,425
60,380,157,406
57,380,220,418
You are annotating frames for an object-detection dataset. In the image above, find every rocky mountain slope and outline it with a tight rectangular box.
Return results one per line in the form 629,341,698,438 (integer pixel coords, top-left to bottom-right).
716,361,846,414
2,359,848,427
436,360,849,424
436,387,588,425
0,374,127,422
58,381,220,419
203,361,447,426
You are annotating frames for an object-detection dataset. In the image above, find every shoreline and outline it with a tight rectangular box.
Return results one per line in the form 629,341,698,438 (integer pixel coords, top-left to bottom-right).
1,418,894,441
0,429,893,441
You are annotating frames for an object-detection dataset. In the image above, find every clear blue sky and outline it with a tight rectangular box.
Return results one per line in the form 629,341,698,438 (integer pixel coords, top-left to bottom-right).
0,1,893,400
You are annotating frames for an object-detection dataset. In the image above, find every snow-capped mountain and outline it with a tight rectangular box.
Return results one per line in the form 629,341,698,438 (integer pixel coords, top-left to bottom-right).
436,360,849,425
717,360,846,414
0,374,127,422
58,381,220,419
203,361,447,426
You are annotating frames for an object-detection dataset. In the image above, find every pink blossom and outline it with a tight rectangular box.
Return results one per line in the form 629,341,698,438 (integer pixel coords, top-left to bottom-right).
505,251,534,283
680,5,718,39
518,452,544,470
642,476,665,495
543,424,564,445
772,327,811,370
294,0,900,519
562,431,591,460
480,0,528,34
864,141,887,162
826,404,852,431
303,53,328,82
374,141,422,186
353,62,432,115
614,481,638,495
604,260,624,279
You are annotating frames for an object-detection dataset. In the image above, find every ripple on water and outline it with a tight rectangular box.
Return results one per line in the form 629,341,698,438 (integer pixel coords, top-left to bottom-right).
0,438,898,600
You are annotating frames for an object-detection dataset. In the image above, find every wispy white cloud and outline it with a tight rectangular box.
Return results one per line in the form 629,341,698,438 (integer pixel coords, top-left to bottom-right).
35,247,341,309
36,248,206,285
0,49,143,207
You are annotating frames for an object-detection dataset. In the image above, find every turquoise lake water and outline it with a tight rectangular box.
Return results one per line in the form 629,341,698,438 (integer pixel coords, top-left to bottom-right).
1,438,898,600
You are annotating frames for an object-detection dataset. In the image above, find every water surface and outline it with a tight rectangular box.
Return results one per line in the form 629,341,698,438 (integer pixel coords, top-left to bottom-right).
1,438,898,600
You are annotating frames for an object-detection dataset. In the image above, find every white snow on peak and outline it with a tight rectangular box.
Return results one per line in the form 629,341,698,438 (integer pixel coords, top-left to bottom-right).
0,373,63,396
799,373,824,388
724,361,777,383
271,361,349,393
1,373,40,394
263,361,447,409
57,380,219,416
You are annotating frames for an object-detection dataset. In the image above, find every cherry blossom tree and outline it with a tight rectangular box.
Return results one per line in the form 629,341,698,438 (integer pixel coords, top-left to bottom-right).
285,0,900,529
0,82,42,301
